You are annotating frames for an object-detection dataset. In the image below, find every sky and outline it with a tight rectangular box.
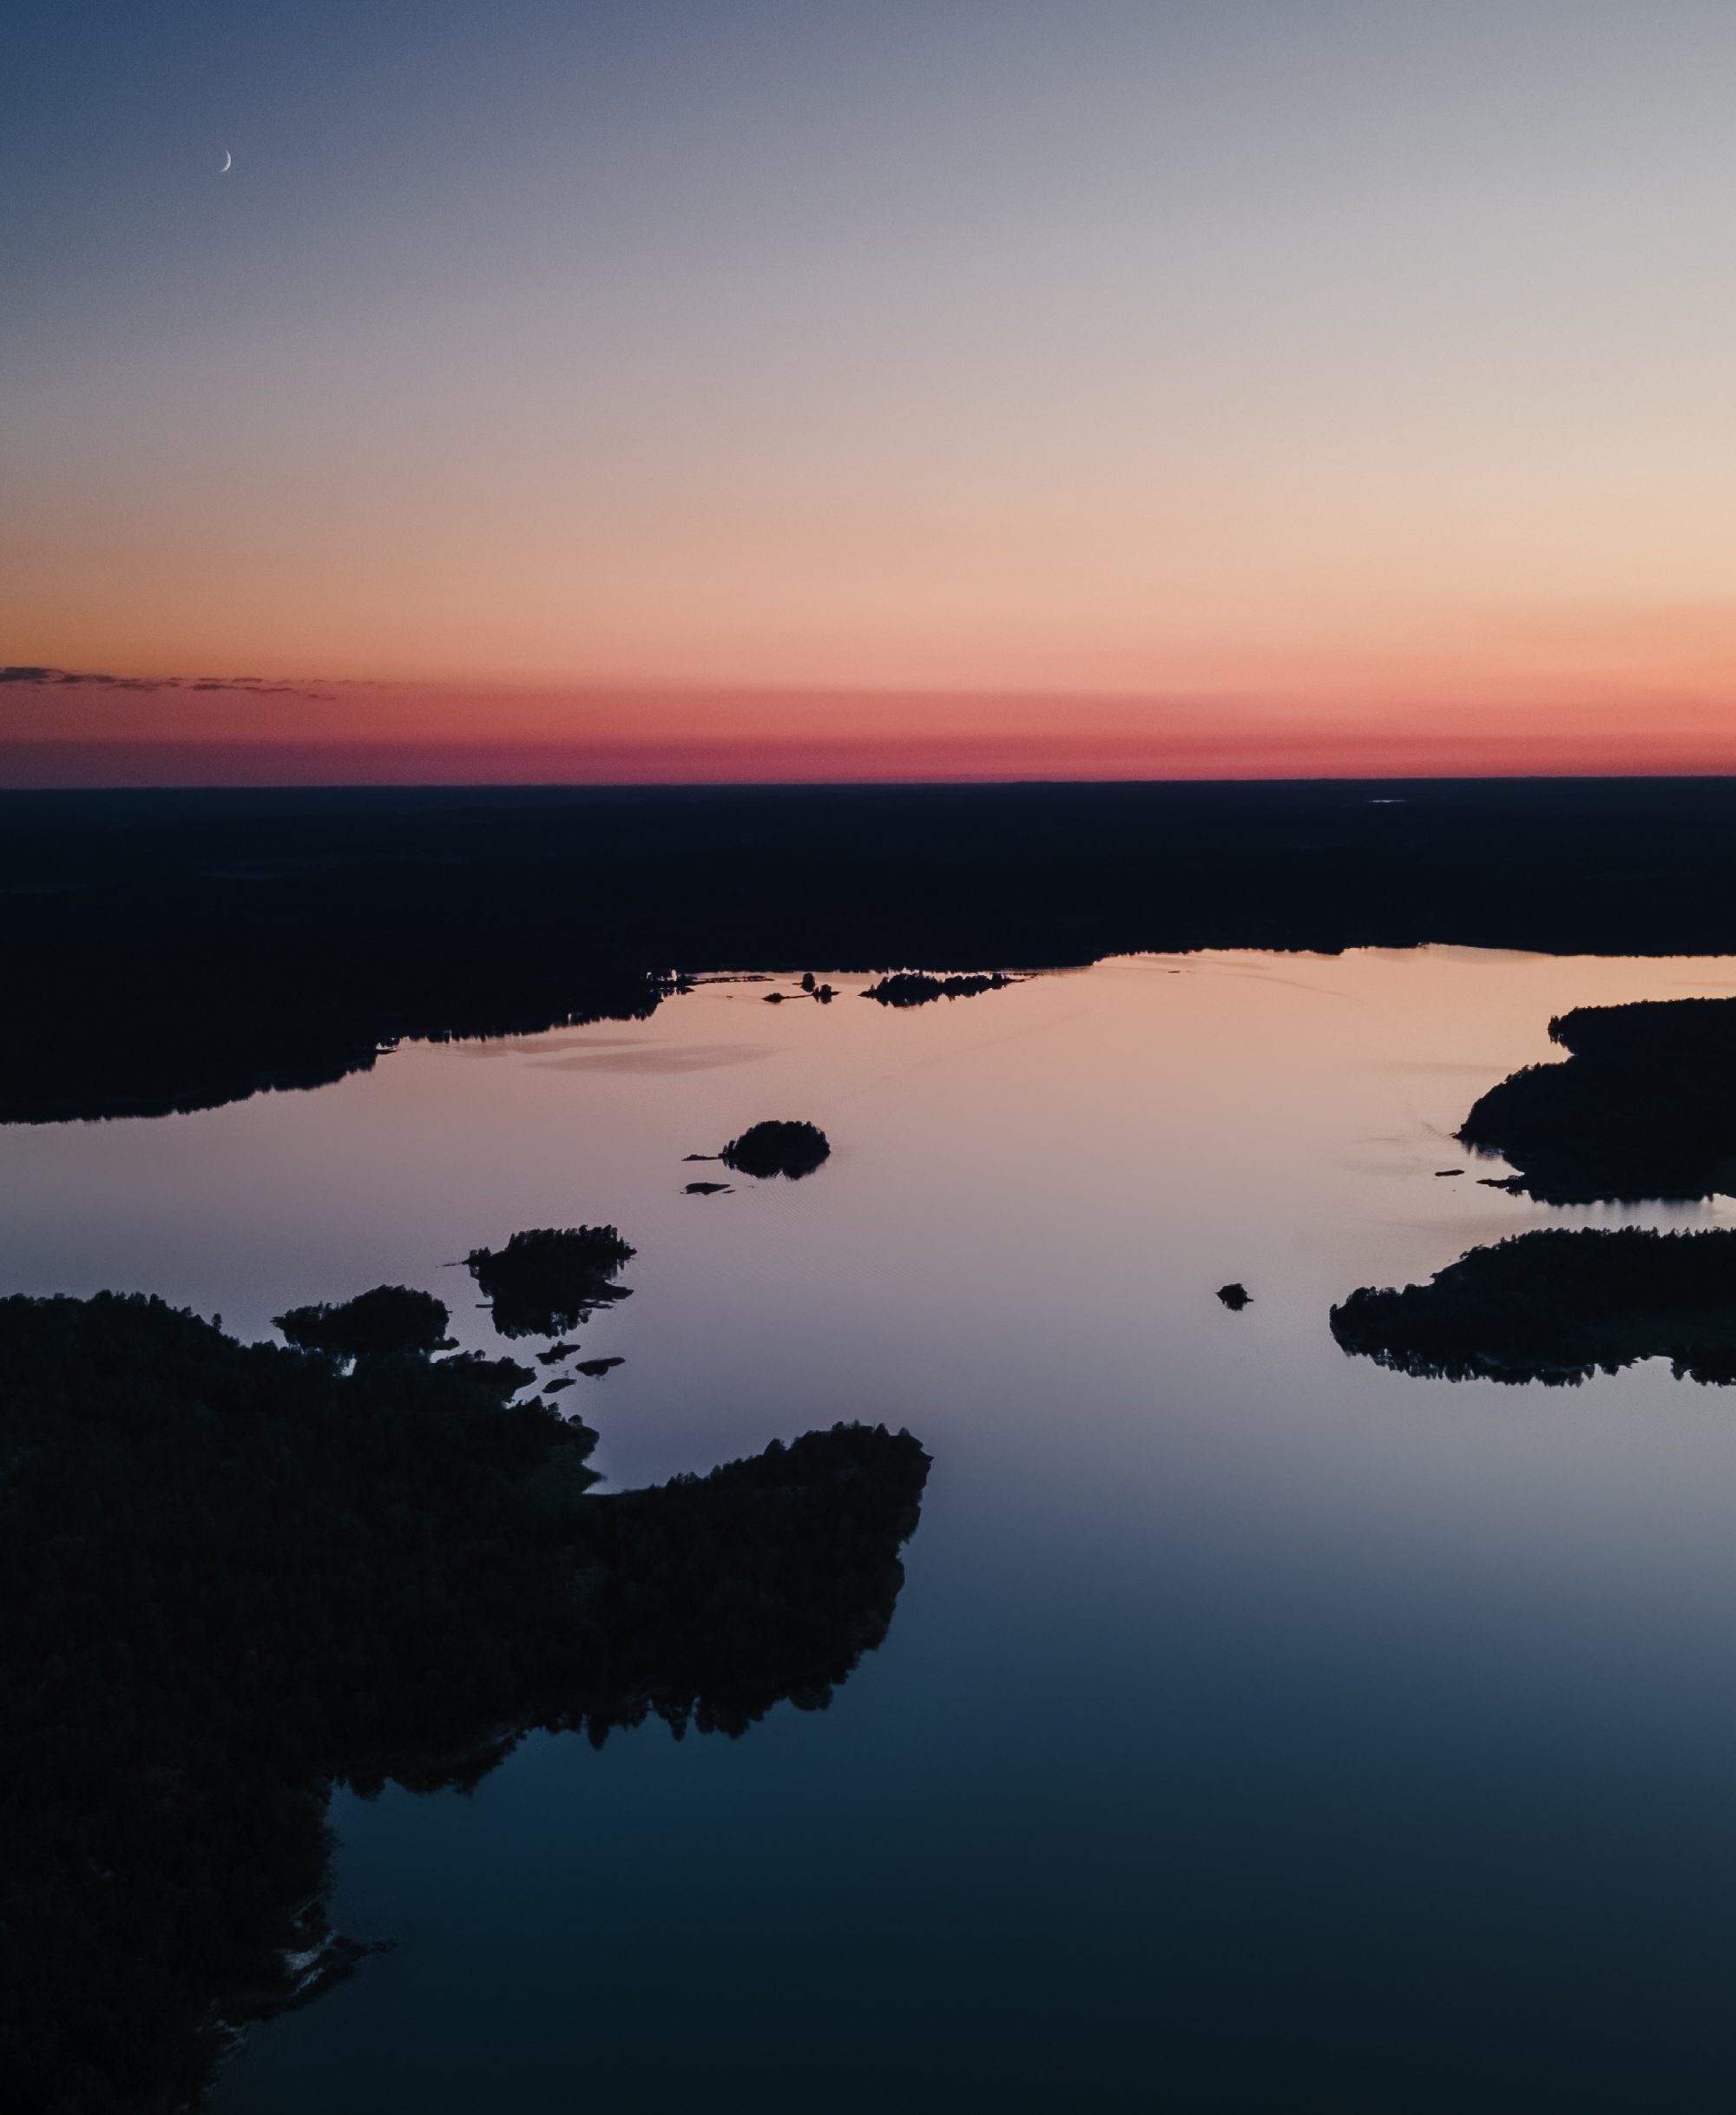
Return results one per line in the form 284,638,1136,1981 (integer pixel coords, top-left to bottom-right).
4,0,1736,785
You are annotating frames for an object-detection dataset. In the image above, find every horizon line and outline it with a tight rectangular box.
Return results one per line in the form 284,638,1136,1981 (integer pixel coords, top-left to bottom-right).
8,768,1736,799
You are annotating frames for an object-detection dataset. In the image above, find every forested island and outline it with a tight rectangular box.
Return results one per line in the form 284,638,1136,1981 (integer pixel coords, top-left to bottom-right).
718,1120,832,1179
1330,1227,1736,1384
0,1292,929,2113
1460,996,1736,1202
861,972,1016,1006
465,1225,637,1337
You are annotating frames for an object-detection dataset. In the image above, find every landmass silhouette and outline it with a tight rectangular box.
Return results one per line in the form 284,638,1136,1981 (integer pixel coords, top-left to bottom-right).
1460,996,1736,1202
273,1283,456,1359
14,779,1736,1123
0,1291,928,2113
718,1120,831,1179
1331,1227,1736,1384
862,972,1016,1006
465,1226,636,1338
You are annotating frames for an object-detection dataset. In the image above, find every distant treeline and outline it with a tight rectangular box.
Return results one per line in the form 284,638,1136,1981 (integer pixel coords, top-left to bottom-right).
1331,1227,1736,1384
0,1293,929,2112
11,778,1736,1120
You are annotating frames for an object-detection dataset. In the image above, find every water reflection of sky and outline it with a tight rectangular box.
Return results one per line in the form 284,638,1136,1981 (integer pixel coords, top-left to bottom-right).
10,949,1736,2110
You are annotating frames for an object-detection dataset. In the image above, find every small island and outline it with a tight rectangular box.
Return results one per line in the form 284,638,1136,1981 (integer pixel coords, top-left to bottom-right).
273,1283,456,1359
717,1120,832,1180
1,1289,929,2112
862,972,1016,1007
465,1224,636,1337
1330,1226,1736,1384
1459,995,1736,1202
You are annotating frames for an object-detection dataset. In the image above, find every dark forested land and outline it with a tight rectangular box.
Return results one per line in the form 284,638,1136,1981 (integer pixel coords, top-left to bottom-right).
465,1225,637,1337
1460,996,1736,1202
1330,1227,1736,1384
861,972,1016,1006
273,1283,456,1358
719,1120,832,1179
10,777,1736,1121
0,1293,929,2113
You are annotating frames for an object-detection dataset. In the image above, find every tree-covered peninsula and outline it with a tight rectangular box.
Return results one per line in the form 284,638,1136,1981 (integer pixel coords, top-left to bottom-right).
0,1293,928,2113
1331,1227,1736,1384
1460,996,1736,1202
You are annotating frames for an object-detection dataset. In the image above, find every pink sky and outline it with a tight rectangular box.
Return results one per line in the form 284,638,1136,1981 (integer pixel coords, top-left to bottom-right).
10,2,1736,785
6,653,1736,786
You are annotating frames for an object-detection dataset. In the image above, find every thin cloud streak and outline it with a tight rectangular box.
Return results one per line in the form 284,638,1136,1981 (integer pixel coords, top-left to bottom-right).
0,668,333,701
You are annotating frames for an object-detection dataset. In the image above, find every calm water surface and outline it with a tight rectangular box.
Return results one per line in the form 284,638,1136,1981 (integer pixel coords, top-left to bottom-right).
11,950,1736,2112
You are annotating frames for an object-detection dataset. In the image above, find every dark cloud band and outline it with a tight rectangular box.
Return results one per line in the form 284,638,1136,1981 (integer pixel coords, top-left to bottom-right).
2,667,332,700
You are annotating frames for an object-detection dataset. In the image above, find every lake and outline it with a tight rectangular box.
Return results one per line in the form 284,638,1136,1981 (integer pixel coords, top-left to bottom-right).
11,947,1736,2112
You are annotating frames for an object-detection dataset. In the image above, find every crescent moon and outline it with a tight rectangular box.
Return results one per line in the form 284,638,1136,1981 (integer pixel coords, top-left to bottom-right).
220,150,232,172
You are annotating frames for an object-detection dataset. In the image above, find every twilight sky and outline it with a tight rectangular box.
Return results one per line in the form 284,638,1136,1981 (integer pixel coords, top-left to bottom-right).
5,0,1736,783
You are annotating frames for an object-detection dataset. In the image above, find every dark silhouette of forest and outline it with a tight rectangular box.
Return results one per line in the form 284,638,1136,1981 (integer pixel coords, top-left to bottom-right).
1460,997,1736,1202
12,778,1736,1123
273,1283,455,1358
861,972,1016,1006
718,1120,831,1179
465,1225,636,1337
1330,1227,1736,1383
0,1292,928,2113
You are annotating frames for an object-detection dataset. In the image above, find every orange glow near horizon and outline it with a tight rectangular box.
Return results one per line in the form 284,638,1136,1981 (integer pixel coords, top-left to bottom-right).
8,643,1736,787
12,3,1736,787
11,514,1736,786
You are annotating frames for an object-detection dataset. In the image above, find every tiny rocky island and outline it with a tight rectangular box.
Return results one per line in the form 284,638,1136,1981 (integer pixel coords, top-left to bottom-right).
1331,1227,1736,1384
1,1289,929,2114
1460,995,1736,1202
717,1120,832,1179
